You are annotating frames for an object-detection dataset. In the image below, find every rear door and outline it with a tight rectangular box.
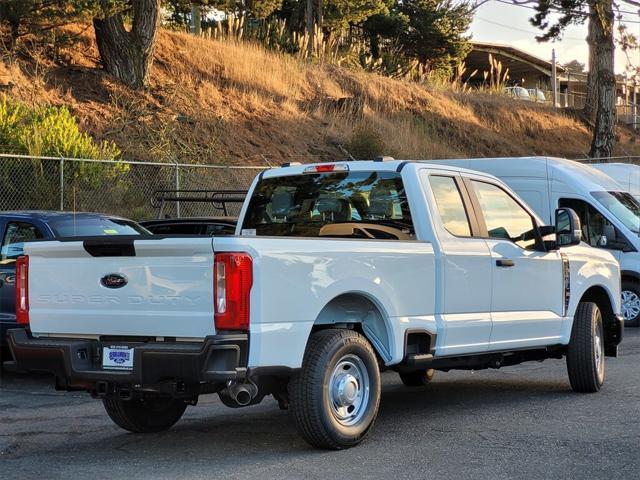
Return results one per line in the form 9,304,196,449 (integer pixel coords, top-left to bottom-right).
465,178,564,350
422,171,493,355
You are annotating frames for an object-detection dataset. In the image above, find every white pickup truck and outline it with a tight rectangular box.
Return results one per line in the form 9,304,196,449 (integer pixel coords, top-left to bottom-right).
7,160,623,449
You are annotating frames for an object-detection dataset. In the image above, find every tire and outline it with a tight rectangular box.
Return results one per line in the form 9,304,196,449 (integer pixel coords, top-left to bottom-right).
289,329,381,450
566,301,605,393
103,396,187,433
399,369,435,387
621,280,640,327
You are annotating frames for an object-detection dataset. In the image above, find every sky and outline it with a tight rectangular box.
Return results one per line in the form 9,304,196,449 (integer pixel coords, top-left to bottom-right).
468,1,640,74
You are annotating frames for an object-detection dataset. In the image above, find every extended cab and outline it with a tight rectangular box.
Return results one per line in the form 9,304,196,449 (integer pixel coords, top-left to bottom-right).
424,157,640,327
6,161,623,449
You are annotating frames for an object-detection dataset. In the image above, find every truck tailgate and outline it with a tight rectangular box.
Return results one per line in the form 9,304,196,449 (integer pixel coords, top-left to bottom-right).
24,237,215,338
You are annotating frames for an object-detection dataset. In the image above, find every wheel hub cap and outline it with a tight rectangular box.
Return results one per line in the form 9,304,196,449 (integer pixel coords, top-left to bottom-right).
329,354,370,426
335,375,359,406
622,290,640,321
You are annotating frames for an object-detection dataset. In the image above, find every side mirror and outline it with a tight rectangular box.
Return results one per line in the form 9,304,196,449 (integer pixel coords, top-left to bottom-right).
555,208,582,247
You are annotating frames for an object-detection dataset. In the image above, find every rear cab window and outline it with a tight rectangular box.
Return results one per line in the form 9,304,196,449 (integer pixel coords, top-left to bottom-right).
242,170,415,240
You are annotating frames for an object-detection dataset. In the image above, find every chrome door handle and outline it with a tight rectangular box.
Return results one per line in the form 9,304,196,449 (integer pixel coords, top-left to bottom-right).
496,259,515,267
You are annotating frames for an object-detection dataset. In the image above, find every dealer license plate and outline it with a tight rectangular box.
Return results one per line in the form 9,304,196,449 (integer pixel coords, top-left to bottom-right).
102,345,134,370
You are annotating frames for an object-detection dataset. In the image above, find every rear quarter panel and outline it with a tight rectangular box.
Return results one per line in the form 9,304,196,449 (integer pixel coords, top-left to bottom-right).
213,236,436,368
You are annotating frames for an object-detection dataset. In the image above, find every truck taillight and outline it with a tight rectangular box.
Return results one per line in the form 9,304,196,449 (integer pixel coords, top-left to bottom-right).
15,255,29,325
214,252,252,330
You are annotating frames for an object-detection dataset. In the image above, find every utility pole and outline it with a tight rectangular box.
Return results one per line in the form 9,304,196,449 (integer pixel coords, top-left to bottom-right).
634,78,638,130
551,49,558,108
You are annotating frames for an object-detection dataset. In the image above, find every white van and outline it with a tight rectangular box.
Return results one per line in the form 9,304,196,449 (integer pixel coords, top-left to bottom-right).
425,156,640,326
590,163,640,201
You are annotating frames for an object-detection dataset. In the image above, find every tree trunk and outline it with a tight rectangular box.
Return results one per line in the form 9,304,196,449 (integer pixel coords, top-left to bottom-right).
306,0,314,56
316,0,323,30
584,6,598,122
93,0,160,90
589,0,616,159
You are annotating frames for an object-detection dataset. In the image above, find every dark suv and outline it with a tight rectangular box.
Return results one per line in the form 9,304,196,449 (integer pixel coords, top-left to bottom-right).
0,211,148,358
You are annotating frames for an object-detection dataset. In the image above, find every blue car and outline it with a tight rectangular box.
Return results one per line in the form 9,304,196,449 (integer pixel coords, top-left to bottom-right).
0,211,148,359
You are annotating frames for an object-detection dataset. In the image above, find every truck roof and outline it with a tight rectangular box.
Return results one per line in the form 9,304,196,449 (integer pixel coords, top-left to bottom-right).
261,159,500,179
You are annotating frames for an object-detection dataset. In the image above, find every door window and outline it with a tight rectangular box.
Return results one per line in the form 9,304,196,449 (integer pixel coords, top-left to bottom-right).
1,222,44,262
429,175,472,237
471,181,537,249
559,198,624,248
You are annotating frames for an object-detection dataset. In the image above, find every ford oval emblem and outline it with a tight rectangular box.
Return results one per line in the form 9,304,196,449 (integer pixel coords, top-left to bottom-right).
100,273,128,289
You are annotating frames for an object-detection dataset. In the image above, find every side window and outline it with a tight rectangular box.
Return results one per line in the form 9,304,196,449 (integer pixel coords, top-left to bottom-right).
559,198,615,248
471,181,536,249
1,222,44,262
428,175,472,237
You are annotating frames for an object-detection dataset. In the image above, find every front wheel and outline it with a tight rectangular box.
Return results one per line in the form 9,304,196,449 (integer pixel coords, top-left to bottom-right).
103,396,187,433
621,280,640,327
566,302,605,393
289,329,381,449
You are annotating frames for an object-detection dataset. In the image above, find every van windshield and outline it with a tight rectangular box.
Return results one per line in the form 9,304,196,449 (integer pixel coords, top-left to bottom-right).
242,171,415,239
592,191,640,233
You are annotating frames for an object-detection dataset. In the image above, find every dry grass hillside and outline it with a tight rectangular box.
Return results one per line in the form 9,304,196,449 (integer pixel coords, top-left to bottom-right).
3,24,639,165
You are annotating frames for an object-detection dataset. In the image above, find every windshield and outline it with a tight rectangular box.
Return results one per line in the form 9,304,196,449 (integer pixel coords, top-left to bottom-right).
49,217,148,237
591,191,640,233
242,170,415,239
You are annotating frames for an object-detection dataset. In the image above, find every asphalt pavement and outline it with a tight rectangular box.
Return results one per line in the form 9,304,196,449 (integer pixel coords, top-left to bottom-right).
1,330,639,480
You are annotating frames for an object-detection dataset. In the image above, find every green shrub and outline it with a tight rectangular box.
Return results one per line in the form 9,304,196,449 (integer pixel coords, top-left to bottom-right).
0,95,127,211
0,95,26,153
0,95,121,159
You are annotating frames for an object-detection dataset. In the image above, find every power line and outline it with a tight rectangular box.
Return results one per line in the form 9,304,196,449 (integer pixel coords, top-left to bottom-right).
491,0,640,24
475,16,586,40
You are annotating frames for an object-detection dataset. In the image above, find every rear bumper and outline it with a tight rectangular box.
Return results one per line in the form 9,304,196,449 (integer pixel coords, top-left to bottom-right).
6,328,248,390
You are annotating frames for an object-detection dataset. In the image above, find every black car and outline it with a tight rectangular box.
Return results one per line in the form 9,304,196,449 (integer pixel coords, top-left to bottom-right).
0,211,148,358
140,217,237,236
142,189,244,236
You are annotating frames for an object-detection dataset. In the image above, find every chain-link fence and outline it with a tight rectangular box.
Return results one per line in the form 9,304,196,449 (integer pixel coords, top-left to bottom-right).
0,154,267,220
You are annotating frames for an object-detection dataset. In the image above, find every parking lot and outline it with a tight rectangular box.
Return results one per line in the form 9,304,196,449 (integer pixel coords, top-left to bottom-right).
0,330,637,480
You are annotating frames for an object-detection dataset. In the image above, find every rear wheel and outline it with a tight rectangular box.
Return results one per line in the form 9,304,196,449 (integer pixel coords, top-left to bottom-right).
399,369,435,387
566,302,605,393
621,280,640,327
103,396,187,433
289,329,381,449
